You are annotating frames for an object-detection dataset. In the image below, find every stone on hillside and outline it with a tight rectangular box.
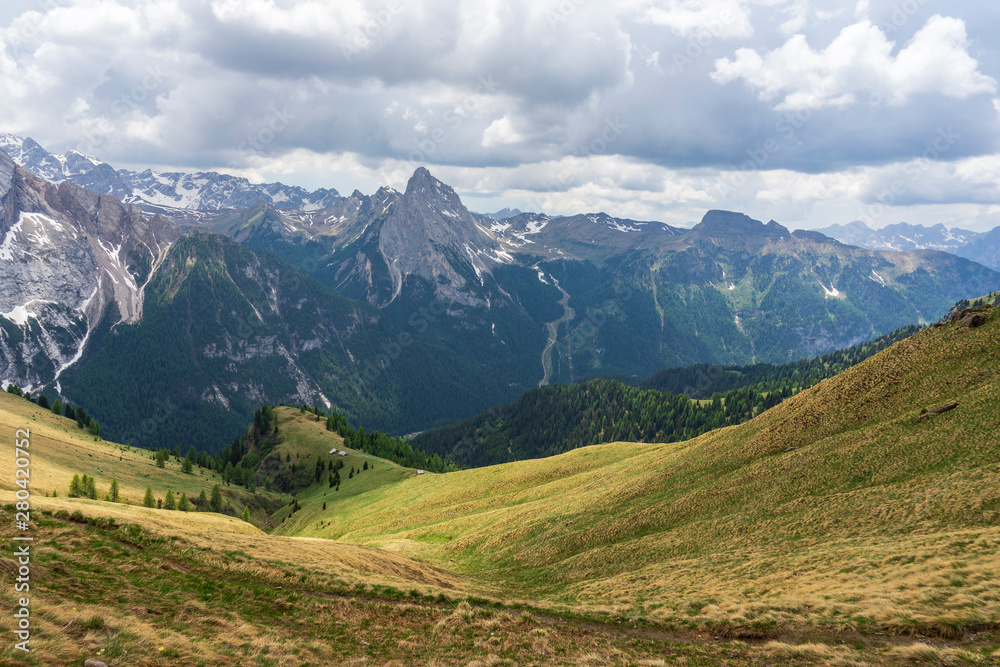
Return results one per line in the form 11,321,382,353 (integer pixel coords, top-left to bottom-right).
960,313,986,328
916,402,959,423
84,659,109,667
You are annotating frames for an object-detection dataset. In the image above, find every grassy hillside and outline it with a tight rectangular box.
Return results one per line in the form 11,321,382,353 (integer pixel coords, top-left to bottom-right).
0,393,279,520
284,305,1000,644
4,309,1000,664
0,404,777,666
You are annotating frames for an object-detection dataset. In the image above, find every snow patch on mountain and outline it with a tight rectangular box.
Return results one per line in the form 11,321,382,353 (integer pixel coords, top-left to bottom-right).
818,281,841,298
2,134,342,214
0,216,25,261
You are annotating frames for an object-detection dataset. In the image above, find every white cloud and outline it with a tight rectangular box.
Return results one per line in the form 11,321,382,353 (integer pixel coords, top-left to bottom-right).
209,0,369,39
1,0,999,233
712,15,997,110
481,115,524,148
630,0,753,39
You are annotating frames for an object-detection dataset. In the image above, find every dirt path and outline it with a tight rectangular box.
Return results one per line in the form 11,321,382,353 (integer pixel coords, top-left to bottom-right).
539,276,574,387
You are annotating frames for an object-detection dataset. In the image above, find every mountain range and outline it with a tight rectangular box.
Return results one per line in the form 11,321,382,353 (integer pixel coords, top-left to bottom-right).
3,136,1000,450
0,133,342,215
816,219,1000,270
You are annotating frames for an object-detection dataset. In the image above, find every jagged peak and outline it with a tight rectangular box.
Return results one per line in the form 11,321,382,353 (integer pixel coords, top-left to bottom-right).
405,166,444,195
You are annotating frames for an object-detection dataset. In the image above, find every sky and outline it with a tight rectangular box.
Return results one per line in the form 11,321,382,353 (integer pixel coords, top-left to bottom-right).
1,0,999,231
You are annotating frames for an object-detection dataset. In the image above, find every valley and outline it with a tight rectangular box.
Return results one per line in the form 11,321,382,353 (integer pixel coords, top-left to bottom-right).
538,275,575,387
3,304,1000,665
6,4,1000,664
3,136,1000,453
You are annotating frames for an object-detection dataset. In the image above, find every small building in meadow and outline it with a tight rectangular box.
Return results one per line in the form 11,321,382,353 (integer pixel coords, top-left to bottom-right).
416,470,425,475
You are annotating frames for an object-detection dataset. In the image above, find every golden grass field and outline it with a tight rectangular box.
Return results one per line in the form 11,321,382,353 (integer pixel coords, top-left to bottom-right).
284,306,1000,643
1,306,999,664
0,396,259,511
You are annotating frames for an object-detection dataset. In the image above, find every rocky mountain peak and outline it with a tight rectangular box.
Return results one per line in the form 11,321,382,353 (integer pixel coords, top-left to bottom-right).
404,167,461,207
373,167,506,306
694,210,790,240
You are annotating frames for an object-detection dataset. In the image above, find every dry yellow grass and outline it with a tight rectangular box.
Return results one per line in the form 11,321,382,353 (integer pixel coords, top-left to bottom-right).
280,307,1000,639
0,393,250,507
3,308,1000,663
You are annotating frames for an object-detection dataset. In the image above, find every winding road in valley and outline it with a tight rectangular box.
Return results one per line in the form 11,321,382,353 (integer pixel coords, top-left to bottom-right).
539,276,574,387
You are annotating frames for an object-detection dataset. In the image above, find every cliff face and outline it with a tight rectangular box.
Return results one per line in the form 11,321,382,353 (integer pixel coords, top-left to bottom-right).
0,149,180,390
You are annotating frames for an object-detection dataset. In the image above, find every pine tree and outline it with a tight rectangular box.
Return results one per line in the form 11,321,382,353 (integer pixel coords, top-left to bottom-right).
109,479,120,502
210,484,222,512
143,485,155,508
363,461,368,471
164,489,176,510
181,457,193,474
69,474,82,498
178,493,190,512
322,501,326,510
155,449,166,468
198,489,208,510
241,506,250,522
51,398,62,415
348,468,354,479
80,474,97,500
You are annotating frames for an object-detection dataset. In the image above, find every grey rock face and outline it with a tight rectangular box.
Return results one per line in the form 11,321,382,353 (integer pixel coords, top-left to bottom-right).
0,157,180,391
377,167,507,306
0,146,14,200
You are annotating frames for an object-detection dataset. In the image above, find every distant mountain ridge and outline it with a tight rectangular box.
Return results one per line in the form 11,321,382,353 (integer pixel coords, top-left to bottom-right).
816,219,997,270
3,137,1000,450
0,133,341,213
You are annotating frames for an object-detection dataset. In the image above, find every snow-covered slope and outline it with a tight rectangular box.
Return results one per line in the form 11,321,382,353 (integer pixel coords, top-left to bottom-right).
816,220,981,253
0,147,179,391
0,134,341,214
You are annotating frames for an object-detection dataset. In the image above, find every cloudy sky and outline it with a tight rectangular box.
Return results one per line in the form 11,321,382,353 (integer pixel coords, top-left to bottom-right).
2,0,999,230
